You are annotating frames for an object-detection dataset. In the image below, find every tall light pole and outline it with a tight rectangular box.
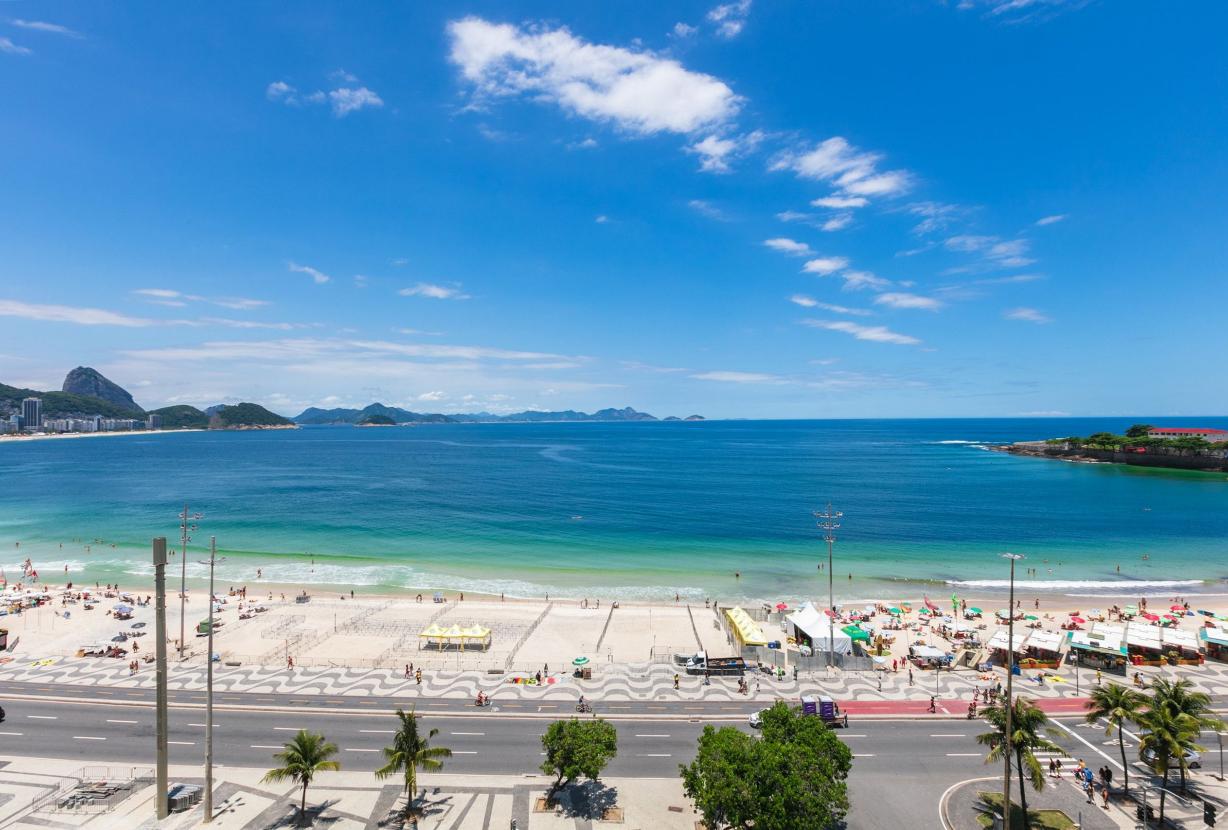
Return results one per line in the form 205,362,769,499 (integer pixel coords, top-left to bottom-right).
177,505,202,661
814,504,842,670
153,537,169,820
1001,552,1024,830
198,538,224,824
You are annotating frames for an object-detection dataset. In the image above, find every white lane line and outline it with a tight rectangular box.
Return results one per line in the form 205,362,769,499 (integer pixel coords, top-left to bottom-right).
853,753,876,757
187,723,220,728
635,734,671,738
449,731,485,736
842,734,868,738
359,729,394,734
636,753,671,757
946,753,982,757
0,731,24,736
273,727,303,731
451,751,478,755
1051,719,1122,769
27,715,57,720
344,748,379,753
931,733,966,738
168,741,195,746
250,744,281,749
106,719,139,725
73,736,106,741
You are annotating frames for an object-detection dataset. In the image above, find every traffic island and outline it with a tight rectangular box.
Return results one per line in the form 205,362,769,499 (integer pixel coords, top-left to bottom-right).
943,778,1118,830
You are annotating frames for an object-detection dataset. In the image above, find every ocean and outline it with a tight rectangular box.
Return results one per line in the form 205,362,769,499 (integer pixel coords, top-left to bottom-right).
1,418,1226,604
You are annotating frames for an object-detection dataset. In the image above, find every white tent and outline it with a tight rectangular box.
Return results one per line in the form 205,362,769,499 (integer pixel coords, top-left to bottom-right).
786,602,853,656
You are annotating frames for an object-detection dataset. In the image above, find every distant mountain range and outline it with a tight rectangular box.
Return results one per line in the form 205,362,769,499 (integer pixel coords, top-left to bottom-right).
292,403,704,425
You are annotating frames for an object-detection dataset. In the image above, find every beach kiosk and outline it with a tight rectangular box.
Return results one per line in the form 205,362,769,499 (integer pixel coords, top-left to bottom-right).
986,628,1027,667
725,607,768,649
1020,628,1064,669
1160,627,1204,665
1067,624,1127,671
1200,626,1228,662
785,603,853,656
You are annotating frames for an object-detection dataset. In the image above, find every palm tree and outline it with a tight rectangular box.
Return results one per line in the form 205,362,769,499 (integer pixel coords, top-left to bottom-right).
977,697,1062,827
1149,677,1223,791
1138,707,1203,823
261,730,341,826
1085,682,1147,793
375,708,453,817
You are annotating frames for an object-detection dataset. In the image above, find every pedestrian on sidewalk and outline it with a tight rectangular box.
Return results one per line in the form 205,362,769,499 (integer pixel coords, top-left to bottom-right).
1100,783,1110,809
673,673,680,690
908,668,914,686
1048,758,1057,778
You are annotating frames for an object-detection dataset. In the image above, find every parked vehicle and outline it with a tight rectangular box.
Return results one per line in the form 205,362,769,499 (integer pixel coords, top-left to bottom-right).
680,651,746,676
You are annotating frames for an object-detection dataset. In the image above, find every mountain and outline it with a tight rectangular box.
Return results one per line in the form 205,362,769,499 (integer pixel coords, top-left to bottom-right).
209,403,295,429
61,367,144,413
293,404,666,424
357,413,396,426
458,406,659,423
293,403,454,425
0,382,143,420
146,404,210,429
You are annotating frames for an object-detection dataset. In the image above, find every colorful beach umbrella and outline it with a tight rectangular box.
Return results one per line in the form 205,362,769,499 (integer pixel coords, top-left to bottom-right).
888,606,902,615
1171,605,1184,611
572,656,590,666
775,602,789,611
1025,614,1039,621
1143,613,1159,621
968,607,982,615
996,609,1010,618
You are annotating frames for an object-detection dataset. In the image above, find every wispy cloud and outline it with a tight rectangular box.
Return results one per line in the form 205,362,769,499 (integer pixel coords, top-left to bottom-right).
773,137,912,200
672,22,698,38
688,130,763,173
790,295,872,316
1004,306,1051,323
707,0,753,38
803,319,921,346
690,370,782,383
399,282,470,300
10,19,83,38
687,199,729,221
0,298,154,327
841,270,892,292
328,86,384,116
1035,214,1067,226
821,214,853,232
811,195,867,209
288,262,331,284
133,289,268,311
447,17,740,137
944,234,1035,268
959,0,1091,24
905,201,963,235
267,77,383,117
0,36,32,55
801,256,850,276
873,292,943,311
763,237,811,256
620,360,689,374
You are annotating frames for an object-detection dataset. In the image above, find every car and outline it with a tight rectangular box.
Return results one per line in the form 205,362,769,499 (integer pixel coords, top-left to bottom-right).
748,709,768,728
0,705,5,723
1140,744,1200,769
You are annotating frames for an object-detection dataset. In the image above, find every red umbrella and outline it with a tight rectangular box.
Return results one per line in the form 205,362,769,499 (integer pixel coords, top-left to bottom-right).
1163,614,1178,621
776,602,789,611
1069,616,1086,624
1143,613,1159,621
1170,605,1184,612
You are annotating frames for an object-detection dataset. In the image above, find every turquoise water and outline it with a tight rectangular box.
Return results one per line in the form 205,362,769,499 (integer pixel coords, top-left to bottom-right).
1,419,1226,603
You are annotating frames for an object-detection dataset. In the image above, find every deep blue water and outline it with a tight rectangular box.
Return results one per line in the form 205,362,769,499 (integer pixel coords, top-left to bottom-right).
1,418,1226,603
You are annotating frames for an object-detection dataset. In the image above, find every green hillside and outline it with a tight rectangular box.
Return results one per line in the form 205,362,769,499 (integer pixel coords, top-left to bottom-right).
147,405,210,429
209,402,294,428
0,383,143,419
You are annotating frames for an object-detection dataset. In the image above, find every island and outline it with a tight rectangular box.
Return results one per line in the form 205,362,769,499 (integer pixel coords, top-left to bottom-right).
356,413,397,427
990,424,1228,472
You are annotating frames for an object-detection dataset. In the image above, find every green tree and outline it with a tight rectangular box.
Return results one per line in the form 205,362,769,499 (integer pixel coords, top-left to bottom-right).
1125,424,1155,438
681,702,853,830
976,698,1061,827
1149,678,1223,791
540,718,618,794
1085,682,1148,793
374,708,453,816
1138,707,1203,822
261,730,341,826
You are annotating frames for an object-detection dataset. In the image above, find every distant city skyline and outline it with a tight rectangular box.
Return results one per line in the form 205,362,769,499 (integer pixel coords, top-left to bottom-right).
2,2,1226,418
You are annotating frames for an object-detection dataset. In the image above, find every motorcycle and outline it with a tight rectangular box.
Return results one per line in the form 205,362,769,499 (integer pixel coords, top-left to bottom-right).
576,701,593,714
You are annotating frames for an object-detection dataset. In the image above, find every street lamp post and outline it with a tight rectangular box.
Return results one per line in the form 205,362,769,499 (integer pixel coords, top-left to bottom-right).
152,537,169,820
198,538,224,824
814,504,842,670
1001,552,1024,830
177,505,202,661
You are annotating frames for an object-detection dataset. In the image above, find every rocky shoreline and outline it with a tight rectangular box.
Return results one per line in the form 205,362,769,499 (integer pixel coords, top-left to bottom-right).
991,441,1228,472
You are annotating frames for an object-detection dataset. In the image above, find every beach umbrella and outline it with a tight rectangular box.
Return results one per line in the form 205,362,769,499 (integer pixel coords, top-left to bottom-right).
1025,614,1039,621
996,609,1010,618
1162,614,1177,621
1069,616,1085,624
1171,605,1184,611
775,602,789,611
572,656,590,666
113,604,133,614
1143,613,1159,621
888,607,902,615
968,607,982,615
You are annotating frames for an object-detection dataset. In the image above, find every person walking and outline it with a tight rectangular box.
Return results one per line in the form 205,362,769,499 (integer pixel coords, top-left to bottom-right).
908,668,914,686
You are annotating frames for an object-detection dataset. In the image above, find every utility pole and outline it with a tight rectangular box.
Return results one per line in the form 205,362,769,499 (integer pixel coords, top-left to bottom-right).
814,504,842,670
199,537,224,823
1001,552,1024,830
153,537,169,820
177,505,201,661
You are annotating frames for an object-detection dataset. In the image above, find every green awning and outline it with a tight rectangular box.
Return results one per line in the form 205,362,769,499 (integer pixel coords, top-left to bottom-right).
842,624,871,642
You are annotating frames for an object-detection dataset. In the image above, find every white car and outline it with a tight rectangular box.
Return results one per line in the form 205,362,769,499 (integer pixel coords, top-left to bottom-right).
748,709,768,728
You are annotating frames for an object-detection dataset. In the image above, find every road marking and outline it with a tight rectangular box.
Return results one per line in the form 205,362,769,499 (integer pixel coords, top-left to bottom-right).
1051,719,1122,769
344,748,378,753
842,734,868,738
450,731,485,736
73,736,106,741
27,714,57,719
106,719,139,724
188,723,219,728
250,745,281,749
931,733,966,738
0,731,24,736
946,753,982,757
359,729,394,734
635,734,671,738
169,741,195,746
451,750,477,755
95,690,114,696
852,754,876,757
273,727,303,731
636,753,671,757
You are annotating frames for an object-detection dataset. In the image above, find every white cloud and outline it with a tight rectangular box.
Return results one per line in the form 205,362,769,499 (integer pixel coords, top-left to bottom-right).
672,22,698,38
687,199,729,221
790,295,871,316
944,234,1035,268
200,317,308,331
288,262,331,284
10,19,82,38
821,213,853,232
707,0,752,38
688,131,762,173
960,0,1089,23
446,17,740,136
397,328,444,336
690,370,781,383
0,298,154,327
811,195,868,209
266,80,295,101
329,68,360,84
764,237,811,256
328,87,383,117
0,36,32,55
801,256,850,276
1035,214,1067,226
594,214,610,224
1004,306,1051,323
418,390,447,401
568,137,599,149
399,282,470,300
873,292,943,311
133,289,268,311
774,137,912,199
840,270,893,292
803,319,921,345
906,201,963,235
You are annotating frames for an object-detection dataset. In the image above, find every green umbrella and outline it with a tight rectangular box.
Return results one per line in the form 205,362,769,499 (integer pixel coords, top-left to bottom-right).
572,656,590,666
888,607,902,615
1025,614,1039,621
968,607,982,614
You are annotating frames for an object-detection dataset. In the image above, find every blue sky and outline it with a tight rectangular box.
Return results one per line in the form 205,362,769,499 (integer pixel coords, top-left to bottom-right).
2,1,1226,418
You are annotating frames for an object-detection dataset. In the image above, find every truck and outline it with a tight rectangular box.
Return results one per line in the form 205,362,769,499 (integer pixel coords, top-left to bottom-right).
678,651,746,676
802,695,849,728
